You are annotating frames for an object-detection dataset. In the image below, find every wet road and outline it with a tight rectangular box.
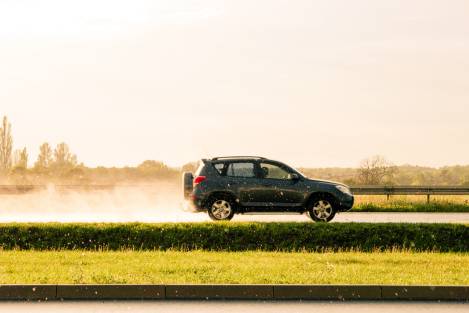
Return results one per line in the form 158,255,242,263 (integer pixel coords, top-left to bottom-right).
235,212,469,223
0,301,468,313
1,210,468,223
0,188,468,223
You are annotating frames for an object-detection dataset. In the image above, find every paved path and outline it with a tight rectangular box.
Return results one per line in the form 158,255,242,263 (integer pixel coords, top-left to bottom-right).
0,301,468,313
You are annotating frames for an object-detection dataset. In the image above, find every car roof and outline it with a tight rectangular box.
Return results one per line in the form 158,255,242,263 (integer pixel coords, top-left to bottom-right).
210,156,267,161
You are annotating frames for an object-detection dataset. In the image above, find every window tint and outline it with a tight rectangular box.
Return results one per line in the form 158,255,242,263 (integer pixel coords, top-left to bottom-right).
260,163,291,180
226,162,255,178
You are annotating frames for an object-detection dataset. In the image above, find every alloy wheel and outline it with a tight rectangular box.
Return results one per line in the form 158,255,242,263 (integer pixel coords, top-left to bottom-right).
210,200,233,220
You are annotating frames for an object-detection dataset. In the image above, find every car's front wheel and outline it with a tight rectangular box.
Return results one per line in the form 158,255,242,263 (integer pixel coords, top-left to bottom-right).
307,197,336,222
207,197,235,221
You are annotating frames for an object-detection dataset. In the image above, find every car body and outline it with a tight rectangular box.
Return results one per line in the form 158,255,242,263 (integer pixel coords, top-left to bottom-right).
183,156,354,222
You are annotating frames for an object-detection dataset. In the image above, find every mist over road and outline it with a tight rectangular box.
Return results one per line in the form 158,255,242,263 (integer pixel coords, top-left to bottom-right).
0,186,467,223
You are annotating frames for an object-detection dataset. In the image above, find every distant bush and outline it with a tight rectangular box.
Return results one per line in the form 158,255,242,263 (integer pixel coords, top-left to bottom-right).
0,223,467,252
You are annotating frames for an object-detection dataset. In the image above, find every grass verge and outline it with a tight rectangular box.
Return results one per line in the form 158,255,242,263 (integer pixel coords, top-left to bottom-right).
353,200,469,213
0,250,467,285
352,195,469,212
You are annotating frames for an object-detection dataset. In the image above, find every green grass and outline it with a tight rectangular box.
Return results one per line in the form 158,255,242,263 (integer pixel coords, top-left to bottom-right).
0,250,468,285
353,200,469,212
352,195,469,212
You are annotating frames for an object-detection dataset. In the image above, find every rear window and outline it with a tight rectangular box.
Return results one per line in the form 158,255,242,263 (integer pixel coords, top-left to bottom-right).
226,162,255,178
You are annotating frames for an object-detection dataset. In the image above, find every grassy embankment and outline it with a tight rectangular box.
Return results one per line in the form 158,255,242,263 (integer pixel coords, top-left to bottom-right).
1,223,467,285
352,195,469,212
0,250,467,285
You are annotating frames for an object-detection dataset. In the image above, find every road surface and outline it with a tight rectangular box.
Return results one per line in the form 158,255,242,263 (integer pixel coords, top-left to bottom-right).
0,209,468,223
1,188,468,223
0,301,468,313
235,212,469,223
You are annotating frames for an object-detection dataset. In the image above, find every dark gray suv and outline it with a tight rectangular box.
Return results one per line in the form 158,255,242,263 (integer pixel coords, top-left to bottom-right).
183,156,354,222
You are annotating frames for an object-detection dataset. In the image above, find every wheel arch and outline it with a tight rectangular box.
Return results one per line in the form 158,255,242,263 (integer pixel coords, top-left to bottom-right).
305,191,339,207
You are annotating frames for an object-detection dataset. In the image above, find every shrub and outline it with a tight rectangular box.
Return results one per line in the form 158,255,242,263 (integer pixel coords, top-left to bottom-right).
0,223,467,252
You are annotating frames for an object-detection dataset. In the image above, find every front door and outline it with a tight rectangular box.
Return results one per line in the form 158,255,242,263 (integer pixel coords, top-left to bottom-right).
252,161,304,210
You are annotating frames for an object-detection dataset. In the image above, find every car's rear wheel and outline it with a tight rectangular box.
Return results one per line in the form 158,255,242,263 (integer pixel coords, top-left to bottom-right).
307,197,336,222
207,197,235,221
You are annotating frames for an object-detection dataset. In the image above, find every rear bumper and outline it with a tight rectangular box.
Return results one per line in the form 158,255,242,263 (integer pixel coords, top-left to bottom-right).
183,195,206,213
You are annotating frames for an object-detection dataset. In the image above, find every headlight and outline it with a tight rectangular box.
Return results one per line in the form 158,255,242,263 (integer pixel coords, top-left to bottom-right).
336,185,352,195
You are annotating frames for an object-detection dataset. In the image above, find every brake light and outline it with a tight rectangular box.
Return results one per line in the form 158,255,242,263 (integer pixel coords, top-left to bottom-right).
193,176,206,186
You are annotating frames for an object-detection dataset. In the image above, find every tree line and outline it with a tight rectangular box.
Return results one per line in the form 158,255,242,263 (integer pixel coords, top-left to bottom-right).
300,156,469,186
2,116,469,186
0,116,180,184
0,116,78,174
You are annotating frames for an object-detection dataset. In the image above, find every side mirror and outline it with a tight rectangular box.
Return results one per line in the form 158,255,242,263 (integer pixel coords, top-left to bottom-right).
289,173,300,180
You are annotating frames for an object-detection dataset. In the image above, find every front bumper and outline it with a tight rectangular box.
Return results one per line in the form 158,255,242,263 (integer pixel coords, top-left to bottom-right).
338,194,354,211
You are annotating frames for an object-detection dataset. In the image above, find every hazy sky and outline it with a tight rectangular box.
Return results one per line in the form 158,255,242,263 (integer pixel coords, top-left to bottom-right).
1,0,468,168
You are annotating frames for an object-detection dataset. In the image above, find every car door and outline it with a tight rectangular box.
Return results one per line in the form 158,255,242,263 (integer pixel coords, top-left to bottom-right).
253,161,305,210
224,161,260,206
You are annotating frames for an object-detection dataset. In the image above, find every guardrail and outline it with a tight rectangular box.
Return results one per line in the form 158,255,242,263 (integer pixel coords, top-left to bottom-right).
351,186,469,202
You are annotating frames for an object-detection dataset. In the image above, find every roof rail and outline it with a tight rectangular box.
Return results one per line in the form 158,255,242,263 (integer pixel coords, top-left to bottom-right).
211,156,266,161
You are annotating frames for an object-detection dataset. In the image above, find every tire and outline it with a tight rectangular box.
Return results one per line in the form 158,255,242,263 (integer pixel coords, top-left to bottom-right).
307,195,337,222
182,172,193,199
206,196,235,221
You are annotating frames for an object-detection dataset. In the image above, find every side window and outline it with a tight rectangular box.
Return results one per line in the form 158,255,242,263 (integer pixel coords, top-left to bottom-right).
226,162,255,178
213,163,225,175
260,163,291,180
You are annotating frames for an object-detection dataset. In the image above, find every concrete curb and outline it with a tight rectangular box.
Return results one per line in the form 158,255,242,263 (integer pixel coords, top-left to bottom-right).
0,285,467,301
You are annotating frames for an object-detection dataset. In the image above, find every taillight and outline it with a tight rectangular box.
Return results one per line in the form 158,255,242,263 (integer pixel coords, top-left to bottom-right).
193,176,206,186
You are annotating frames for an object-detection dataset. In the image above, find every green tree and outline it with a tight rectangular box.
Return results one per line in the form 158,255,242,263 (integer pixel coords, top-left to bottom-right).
0,116,13,172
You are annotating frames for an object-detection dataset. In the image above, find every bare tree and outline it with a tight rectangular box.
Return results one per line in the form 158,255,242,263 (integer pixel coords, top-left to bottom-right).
53,142,77,169
0,116,13,172
35,143,54,169
357,155,397,185
13,147,28,169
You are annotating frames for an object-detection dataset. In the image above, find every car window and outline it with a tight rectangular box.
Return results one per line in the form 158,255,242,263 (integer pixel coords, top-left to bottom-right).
212,163,225,175
226,162,255,178
260,162,291,180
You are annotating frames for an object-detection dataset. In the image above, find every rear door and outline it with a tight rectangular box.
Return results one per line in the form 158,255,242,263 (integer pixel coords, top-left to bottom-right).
224,161,259,206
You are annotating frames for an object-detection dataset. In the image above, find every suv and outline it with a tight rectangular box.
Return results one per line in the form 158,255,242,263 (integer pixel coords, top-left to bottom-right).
183,156,354,222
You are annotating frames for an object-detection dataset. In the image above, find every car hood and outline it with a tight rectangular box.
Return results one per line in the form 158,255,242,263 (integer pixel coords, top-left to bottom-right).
306,178,346,187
